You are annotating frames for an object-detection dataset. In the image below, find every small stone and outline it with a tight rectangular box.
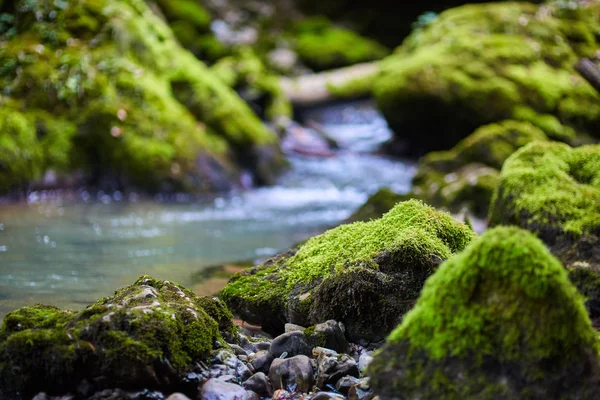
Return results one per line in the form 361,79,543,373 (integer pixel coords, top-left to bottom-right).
218,374,238,383
269,331,312,358
316,351,360,388
200,378,256,400
213,350,252,381
336,376,361,395
311,392,345,400
242,372,273,397
358,352,374,373
166,394,192,400
310,321,349,354
32,394,50,400
272,390,293,400
348,378,375,400
229,344,249,356
269,355,314,393
285,323,305,333
254,341,271,352
249,350,274,374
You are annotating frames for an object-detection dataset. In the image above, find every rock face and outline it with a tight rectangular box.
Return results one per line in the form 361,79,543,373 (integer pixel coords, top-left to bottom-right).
221,200,476,341
374,1,600,153
0,276,234,398
0,0,283,193
412,120,548,216
490,141,600,267
368,227,600,399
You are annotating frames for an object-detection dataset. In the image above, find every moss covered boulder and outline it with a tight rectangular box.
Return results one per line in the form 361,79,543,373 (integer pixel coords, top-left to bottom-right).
413,120,548,216
490,141,600,267
0,276,234,398
0,0,283,193
221,200,476,342
374,1,600,153
369,227,600,399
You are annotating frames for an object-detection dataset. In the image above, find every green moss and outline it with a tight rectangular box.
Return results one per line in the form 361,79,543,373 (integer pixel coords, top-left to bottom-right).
0,276,232,397
0,0,281,193
369,227,600,399
374,1,600,152
222,200,476,340
412,120,547,216
490,141,600,266
294,17,389,71
326,67,379,100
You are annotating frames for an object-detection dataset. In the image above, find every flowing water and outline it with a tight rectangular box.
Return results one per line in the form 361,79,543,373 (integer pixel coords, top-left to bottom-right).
0,101,415,317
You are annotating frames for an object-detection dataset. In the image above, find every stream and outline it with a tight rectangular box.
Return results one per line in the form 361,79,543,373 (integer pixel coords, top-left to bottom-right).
0,100,416,318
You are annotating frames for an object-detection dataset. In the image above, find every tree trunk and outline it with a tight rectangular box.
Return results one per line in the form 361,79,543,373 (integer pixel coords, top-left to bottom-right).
576,58,600,95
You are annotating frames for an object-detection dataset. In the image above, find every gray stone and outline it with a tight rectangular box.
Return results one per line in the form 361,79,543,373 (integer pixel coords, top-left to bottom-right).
311,321,349,354
166,394,192,400
242,372,273,397
200,379,256,400
269,355,314,393
348,378,375,400
212,350,252,381
285,323,305,333
336,376,361,395
249,350,274,374
316,351,360,389
311,392,346,400
269,331,313,358
358,352,374,374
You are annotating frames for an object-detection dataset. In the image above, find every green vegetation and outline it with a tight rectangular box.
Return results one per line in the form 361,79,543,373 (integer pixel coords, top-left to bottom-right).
0,276,232,397
346,188,412,222
0,0,281,193
221,200,475,340
294,17,389,71
490,141,600,267
369,226,600,398
374,1,600,152
413,120,548,216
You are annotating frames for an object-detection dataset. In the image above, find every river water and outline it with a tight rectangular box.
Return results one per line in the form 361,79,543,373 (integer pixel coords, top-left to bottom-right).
0,101,415,317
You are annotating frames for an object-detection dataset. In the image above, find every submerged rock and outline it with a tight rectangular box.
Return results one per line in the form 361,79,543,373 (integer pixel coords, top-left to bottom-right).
490,141,600,267
221,200,476,341
368,227,600,399
374,1,600,153
0,0,283,193
0,276,235,398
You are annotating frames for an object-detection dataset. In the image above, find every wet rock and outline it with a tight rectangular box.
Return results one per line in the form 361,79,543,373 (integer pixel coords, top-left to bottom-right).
335,376,361,395
166,394,192,400
200,379,255,400
212,350,252,382
270,331,313,358
357,352,373,374
229,344,249,356
311,392,345,400
242,372,273,397
347,378,374,400
316,350,359,388
308,321,348,354
285,323,306,333
249,350,275,374
269,355,315,393
272,390,293,400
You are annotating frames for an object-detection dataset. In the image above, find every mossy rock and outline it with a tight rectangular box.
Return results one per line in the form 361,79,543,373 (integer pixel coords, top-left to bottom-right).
569,263,600,329
374,1,600,153
0,276,234,398
0,0,282,193
221,200,476,342
294,17,389,71
490,141,600,267
369,226,600,399
413,120,547,217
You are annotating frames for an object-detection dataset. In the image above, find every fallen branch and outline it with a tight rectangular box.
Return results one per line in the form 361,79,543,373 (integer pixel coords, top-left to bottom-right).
576,58,600,94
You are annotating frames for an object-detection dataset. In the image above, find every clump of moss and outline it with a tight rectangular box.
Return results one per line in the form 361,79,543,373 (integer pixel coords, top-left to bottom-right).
294,16,389,71
490,141,600,267
374,1,600,152
221,200,476,341
0,276,233,397
413,120,548,216
0,0,282,193
369,226,600,399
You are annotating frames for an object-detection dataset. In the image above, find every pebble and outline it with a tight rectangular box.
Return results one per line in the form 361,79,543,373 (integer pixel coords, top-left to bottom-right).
242,372,273,397
269,355,315,393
